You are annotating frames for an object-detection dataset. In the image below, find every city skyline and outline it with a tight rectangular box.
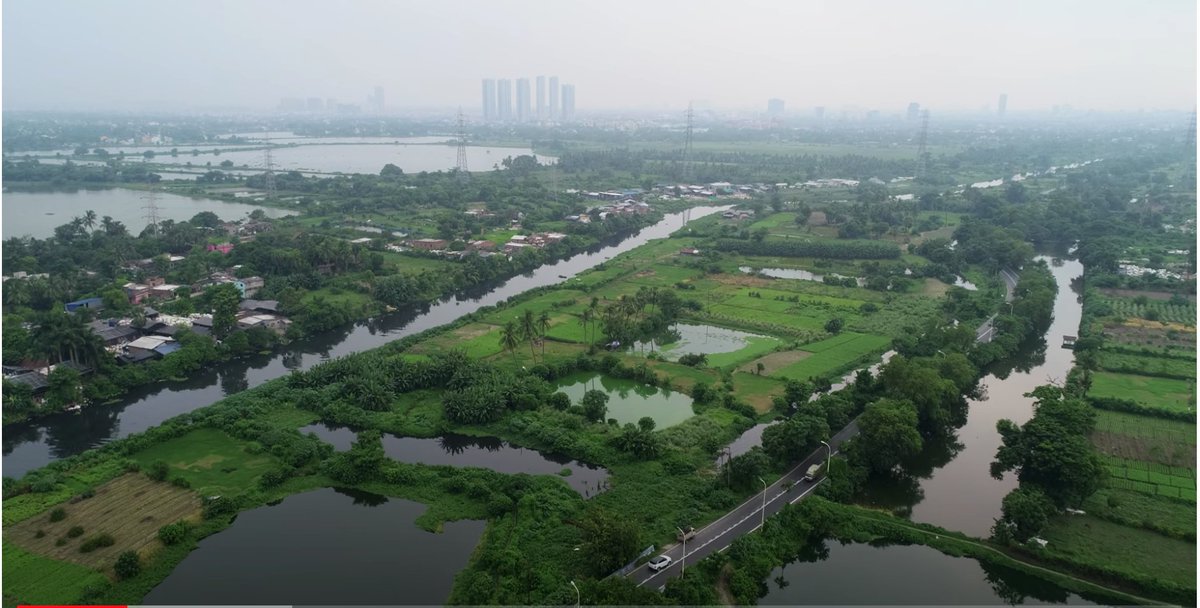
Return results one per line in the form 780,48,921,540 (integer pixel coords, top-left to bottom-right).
3,0,1194,113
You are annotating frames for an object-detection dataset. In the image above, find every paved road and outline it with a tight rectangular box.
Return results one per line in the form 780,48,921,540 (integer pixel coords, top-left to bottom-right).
628,268,1021,589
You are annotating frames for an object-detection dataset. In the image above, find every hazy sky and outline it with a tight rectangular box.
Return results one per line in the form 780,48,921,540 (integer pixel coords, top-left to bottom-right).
3,0,1196,113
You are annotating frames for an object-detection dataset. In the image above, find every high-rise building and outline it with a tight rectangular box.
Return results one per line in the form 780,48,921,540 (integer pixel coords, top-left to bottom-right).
814,106,826,119
997,94,1008,118
497,79,513,121
326,98,337,113
516,78,531,122
549,76,559,119
767,98,785,115
482,79,497,121
536,76,546,120
906,102,920,121
561,84,576,121
371,86,385,113
307,97,324,112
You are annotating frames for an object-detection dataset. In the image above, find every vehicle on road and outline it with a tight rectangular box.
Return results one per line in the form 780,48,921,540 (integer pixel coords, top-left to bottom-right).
648,555,673,572
676,526,696,542
803,464,821,482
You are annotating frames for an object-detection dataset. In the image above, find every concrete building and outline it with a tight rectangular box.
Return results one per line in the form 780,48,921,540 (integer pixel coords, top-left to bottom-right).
516,78,531,122
997,94,1008,118
549,76,559,119
561,84,576,121
497,79,513,121
906,102,920,121
482,79,497,121
536,76,546,119
767,98,785,115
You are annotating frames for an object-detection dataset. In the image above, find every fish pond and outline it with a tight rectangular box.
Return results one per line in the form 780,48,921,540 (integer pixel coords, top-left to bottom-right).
633,323,781,366
554,372,696,429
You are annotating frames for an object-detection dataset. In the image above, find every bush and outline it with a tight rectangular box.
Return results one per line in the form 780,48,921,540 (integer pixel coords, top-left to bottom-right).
79,533,115,553
170,476,192,489
66,525,84,538
49,507,66,522
34,529,45,538
55,538,67,547
148,461,170,481
158,521,190,545
114,550,141,579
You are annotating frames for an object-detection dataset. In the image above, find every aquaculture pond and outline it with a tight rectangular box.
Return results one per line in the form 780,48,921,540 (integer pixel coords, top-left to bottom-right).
759,541,1099,606
300,424,610,497
633,323,781,366
142,487,484,605
739,265,864,286
554,372,696,429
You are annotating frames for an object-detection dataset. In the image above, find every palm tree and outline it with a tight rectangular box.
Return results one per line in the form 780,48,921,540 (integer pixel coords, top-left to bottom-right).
580,308,594,345
81,210,98,232
588,297,600,342
520,310,538,360
538,311,551,357
499,320,520,359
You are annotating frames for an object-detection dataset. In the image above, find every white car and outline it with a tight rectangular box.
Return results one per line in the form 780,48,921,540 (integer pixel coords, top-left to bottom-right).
648,555,673,572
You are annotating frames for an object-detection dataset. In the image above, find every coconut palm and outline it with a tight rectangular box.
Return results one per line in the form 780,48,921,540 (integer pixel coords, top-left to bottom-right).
537,310,551,356
81,210,98,232
520,310,538,359
580,308,594,345
499,320,520,359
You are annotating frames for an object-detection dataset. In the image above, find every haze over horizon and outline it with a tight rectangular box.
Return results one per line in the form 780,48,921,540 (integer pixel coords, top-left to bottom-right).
3,0,1196,114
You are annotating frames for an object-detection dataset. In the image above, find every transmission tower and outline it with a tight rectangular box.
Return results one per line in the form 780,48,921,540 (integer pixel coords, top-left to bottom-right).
262,130,277,200
142,188,161,237
680,102,695,182
455,108,470,180
1185,109,1196,153
915,110,931,179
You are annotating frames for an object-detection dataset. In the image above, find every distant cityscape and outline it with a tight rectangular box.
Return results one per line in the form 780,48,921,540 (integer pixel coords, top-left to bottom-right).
482,76,575,123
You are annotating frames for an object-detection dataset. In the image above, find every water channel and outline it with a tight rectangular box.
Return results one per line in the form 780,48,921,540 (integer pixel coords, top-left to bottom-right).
2,205,731,478
300,424,610,496
1,187,297,240
142,487,484,605
759,541,1098,605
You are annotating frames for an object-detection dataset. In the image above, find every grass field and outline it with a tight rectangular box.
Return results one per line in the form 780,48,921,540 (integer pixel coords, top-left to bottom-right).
769,333,891,382
1082,488,1196,538
131,428,280,496
8,474,200,572
1040,515,1197,590
1089,372,1196,413
1102,454,1196,501
1099,296,1197,325
1095,350,1196,379
1093,410,1196,444
1091,409,1196,468
3,542,109,608
702,335,782,368
730,372,786,413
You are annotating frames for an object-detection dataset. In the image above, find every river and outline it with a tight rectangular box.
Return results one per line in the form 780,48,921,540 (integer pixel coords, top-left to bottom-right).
1,187,296,240
2,205,731,479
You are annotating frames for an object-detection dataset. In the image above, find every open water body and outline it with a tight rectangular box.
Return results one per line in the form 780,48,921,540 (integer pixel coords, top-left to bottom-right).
2,206,731,478
142,487,484,605
300,424,610,496
759,542,1098,605
1,188,296,239
142,143,554,175
554,372,696,429
632,323,779,362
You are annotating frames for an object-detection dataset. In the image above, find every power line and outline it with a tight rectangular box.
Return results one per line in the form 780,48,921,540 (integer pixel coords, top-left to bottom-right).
142,187,161,237
455,108,470,180
263,130,277,200
1185,109,1196,153
680,102,695,182
915,109,930,179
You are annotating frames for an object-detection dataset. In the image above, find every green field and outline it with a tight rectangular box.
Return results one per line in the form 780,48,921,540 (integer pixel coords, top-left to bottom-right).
1096,350,1196,379
1102,454,1196,501
1040,515,1197,591
3,542,108,608
1089,372,1196,413
1093,410,1196,445
770,333,891,381
1100,297,1197,325
1083,488,1196,538
131,428,281,495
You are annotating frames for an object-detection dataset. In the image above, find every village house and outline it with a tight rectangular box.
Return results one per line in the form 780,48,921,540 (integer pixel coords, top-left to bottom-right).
206,242,235,254
409,238,449,251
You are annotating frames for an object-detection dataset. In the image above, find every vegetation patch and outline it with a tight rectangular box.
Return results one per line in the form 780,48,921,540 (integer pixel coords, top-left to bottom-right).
770,333,891,382
1102,454,1195,501
1039,515,1197,593
1089,372,1196,414
738,350,811,376
130,428,281,495
3,542,109,608
7,474,200,572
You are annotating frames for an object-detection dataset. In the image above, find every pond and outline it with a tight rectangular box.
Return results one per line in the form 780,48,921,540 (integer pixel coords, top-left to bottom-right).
739,265,864,286
142,487,484,605
554,372,696,429
1,187,296,239
300,424,610,497
633,323,780,364
759,541,1098,606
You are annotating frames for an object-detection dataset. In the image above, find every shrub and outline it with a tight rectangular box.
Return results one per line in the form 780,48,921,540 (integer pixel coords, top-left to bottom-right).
67,526,84,538
79,533,115,553
55,538,67,547
114,550,141,579
147,461,170,482
170,476,192,489
34,529,45,538
49,507,67,522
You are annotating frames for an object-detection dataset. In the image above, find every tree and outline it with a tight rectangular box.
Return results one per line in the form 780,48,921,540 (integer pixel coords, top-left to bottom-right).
498,320,520,359
637,416,656,432
114,550,141,579
762,412,829,465
582,389,609,422
45,367,83,407
824,317,844,334
208,283,241,340
853,399,922,474
725,446,770,490
520,310,538,359
577,508,640,576
994,487,1055,543
537,310,551,356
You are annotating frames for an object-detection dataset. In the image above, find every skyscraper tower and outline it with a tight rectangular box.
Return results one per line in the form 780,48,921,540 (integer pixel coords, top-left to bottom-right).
997,94,1008,118
906,102,920,121
516,78,531,122
482,79,497,121
549,76,560,119
497,79,513,121
561,84,576,122
536,76,546,120
373,86,385,113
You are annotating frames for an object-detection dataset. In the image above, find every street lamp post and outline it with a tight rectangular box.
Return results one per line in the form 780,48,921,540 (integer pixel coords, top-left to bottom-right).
820,440,832,473
570,580,580,608
758,476,768,532
676,527,687,575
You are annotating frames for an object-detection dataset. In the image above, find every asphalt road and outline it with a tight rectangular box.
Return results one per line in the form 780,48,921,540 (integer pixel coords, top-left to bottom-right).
627,268,1020,589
